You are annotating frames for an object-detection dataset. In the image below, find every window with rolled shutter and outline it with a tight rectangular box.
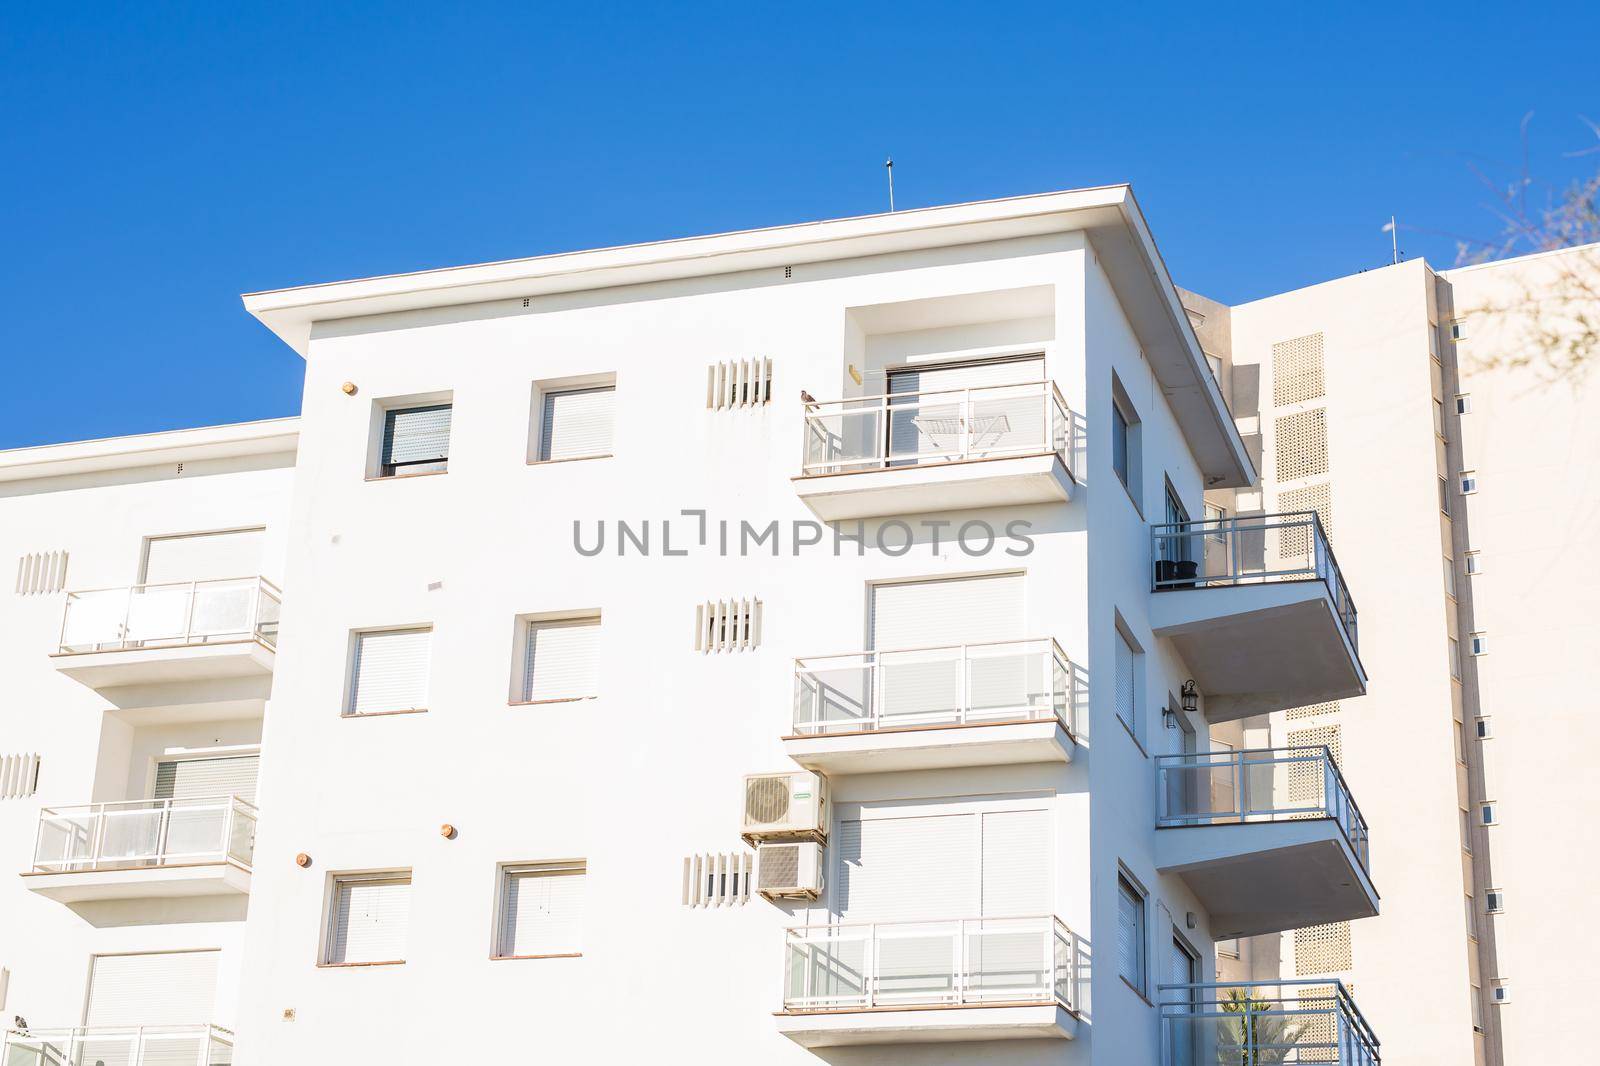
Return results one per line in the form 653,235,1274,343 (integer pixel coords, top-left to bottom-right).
496,862,585,957
327,874,411,964
154,755,260,804
1116,874,1146,991
380,404,452,476
141,529,265,584
1114,629,1138,734
85,950,219,1026
539,386,616,461
869,573,1024,650
521,617,599,701
348,628,431,715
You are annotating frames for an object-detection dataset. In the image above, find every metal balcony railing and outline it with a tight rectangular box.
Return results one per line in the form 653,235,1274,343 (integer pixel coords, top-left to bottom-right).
1155,746,1370,874
32,795,258,874
783,915,1079,1013
1150,512,1358,651
800,381,1075,477
2,1025,234,1066
792,638,1077,737
57,576,282,654
1159,981,1379,1066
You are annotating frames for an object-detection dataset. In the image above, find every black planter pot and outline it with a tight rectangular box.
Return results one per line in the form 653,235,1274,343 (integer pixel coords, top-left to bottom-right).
1155,559,1200,588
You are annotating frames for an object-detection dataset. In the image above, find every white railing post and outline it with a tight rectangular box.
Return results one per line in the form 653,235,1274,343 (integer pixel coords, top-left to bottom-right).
959,388,972,460
183,580,199,644
156,799,173,866
869,653,882,731
866,924,879,1007
958,644,970,724
955,918,968,1004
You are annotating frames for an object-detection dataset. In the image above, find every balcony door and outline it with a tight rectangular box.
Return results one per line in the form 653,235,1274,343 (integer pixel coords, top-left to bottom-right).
128,529,266,646
886,355,1043,465
154,753,260,804
141,528,264,584
868,574,1026,727
1167,935,1199,1066
85,949,219,1027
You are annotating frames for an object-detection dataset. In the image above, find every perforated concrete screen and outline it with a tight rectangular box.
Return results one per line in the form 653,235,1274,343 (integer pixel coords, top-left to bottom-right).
1287,701,1341,722
1277,482,1332,558
1272,332,1326,407
1288,724,1342,806
1295,922,1352,976
1274,408,1330,482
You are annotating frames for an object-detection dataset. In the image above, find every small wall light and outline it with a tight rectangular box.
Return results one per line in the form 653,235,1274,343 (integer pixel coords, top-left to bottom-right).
340,381,358,395
294,852,312,868
1180,680,1199,716
439,823,457,840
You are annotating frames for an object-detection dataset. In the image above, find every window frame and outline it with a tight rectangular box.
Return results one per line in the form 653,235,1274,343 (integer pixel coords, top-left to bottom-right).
1110,373,1143,513
530,375,618,465
368,393,454,481
1485,888,1504,914
1455,393,1472,415
510,612,602,705
1112,615,1145,753
1475,715,1492,740
345,625,433,718
492,860,587,961
1470,632,1488,656
1460,471,1479,495
1464,550,1483,576
1480,801,1498,826
322,871,412,967
1115,868,1149,997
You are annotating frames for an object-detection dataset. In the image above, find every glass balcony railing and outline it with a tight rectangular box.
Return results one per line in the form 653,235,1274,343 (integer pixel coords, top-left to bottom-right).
1150,512,1358,651
32,795,258,874
783,916,1079,1013
2,1025,234,1066
800,381,1074,477
792,638,1076,736
1159,981,1379,1066
57,576,282,655
1155,746,1370,875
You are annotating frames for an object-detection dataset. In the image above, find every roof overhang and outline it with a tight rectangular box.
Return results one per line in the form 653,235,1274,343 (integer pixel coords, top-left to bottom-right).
0,418,299,484
242,186,1253,487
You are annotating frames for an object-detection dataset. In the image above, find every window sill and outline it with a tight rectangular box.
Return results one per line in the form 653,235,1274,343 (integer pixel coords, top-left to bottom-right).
528,454,613,467
508,696,598,707
366,469,448,482
1120,975,1154,1007
490,952,583,961
342,707,429,718
318,960,406,968
1116,713,1148,757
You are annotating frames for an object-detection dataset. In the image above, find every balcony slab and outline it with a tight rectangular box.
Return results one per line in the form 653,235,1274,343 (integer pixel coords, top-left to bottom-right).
1149,581,1364,720
1155,818,1378,939
52,639,275,691
793,452,1072,521
785,718,1073,774
22,861,251,903
776,1002,1077,1047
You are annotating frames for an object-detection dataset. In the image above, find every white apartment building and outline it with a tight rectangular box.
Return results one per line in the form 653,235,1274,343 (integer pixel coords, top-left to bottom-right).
5,185,1445,1066
1185,240,1600,1066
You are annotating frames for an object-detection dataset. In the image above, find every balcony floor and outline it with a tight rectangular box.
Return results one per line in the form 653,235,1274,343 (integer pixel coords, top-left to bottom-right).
784,718,1074,774
52,638,275,690
1154,818,1378,939
22,861,251,903
793,452,1073,520
1150,580,1364,721
777,1002,1077,1047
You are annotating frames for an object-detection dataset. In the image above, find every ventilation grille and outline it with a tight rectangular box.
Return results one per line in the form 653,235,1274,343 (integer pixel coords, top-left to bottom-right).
15,551,68,596
1294,922,1352,975
0,754,41,800
757,843,801,894
1274,408,1329,482
1277,482,1332,558
1272,332,1326,406
1287,701,1341,722
682,851,752,907
696,598,762,653
1288,725,1342,807
707,359,773,410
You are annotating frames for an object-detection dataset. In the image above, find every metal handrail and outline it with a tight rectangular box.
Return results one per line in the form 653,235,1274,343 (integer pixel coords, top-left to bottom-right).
800,379,1075,477
1,1024,235,1066
1157,980,1380,1065
792,637,1076,736
1154,745,1370,875
1150,511,1358,651
57,575,282,654
32,794,258,873
783,914,1078,1013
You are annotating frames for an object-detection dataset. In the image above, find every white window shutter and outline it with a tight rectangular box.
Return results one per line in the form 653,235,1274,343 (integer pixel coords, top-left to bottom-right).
330,876,411,964
524,618,600,700
869,574,1024,649
1116,879,1144,986
142,529,264,584
540,387,616,461
1114,631,1136,727
835,814,979,921
382,405,452,466
500,864,585,956
85,950,220,1026
349,629,431,715
154,755,261,804
980,809,1049,917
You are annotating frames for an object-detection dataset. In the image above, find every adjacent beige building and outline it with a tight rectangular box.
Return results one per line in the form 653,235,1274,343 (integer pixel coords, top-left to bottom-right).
1186,241,1600,1066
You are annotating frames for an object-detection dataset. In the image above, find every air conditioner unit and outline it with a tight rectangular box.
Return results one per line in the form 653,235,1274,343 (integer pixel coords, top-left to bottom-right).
741,770,827,843
756,841,824,900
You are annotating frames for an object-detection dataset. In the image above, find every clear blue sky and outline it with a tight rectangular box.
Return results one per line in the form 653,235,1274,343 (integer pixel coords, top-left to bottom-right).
3,3,1596,449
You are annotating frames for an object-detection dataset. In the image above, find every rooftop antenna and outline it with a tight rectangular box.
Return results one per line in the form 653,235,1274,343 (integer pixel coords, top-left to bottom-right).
885,157,895,212
1382,215,1399,264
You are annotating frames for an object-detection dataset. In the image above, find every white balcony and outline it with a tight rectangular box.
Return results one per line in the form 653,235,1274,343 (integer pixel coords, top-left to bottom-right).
793,381,1076,520
1154,747,1377,939
51,577,280,692
3,1025,233,1066
1150,513,1364,720
23,795,256,903
786,638,1078,773
1160,981,1379,1066
778,916,1080,1047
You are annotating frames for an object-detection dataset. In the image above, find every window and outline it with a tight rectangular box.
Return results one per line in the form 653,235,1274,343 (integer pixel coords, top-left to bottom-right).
1451,320,1467,341
1448,637,1462,679
325,873,411,965
537,384,616,462
1460,808,1473,852
1460,471,1478,495
1216,937,1240,960
1114,624,1142,744
1439,477,1451,515
1464,551,1483,576
1112,404,1130,485
1465,894,1477,939
1480,801,1498,826
379,403,452,477
1491,981,1510,1005
1110,375,1142,508
1116,872,1147,993
1443,556,1456,597
1485,889,1504,913
1205,353,1222,380
517,615,600,703
347,627,431,716
1456,393,1472,415
1433,398,1445,438
1453,720,1466,763
495,861,586,959
1471,983,1484,1031
1470,632,1488,656
1476,715,1492,739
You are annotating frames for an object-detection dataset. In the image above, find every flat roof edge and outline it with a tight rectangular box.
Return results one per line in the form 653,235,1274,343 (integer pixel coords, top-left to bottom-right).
0,416,300,483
